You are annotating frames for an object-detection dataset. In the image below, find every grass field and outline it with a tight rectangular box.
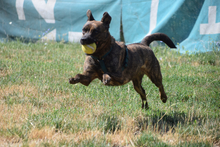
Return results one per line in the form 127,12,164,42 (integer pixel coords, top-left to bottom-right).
0,40,220,147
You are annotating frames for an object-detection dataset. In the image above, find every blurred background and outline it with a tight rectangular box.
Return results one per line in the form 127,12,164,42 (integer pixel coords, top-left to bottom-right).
0,0,219,53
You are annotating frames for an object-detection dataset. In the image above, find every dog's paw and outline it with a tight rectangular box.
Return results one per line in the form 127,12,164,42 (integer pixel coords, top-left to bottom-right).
161,97,167,103
102,74,111,85
142,102,149,110
69,78,76,84
160,93,167,103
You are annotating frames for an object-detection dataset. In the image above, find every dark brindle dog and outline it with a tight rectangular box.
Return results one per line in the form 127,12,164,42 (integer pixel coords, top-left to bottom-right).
69,10,176,109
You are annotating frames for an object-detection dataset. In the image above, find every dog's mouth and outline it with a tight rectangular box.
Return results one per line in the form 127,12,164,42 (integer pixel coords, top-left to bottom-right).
81,42,99,47
80,38,98,46
81,41,99,49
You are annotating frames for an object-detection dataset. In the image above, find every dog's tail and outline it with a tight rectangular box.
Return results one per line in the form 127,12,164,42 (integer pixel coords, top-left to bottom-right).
141,33,176,48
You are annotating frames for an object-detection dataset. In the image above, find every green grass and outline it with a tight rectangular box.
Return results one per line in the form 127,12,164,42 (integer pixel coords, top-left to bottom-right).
0,40,219,146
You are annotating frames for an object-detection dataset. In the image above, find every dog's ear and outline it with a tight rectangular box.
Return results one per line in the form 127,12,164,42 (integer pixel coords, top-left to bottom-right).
87,9,95,21
101,12,111,29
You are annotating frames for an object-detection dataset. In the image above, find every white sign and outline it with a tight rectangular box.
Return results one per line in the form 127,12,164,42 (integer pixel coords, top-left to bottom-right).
200,6,220,35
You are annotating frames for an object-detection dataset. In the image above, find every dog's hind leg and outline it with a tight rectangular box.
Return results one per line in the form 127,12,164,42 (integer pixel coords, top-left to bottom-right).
132,75,148,109
145,65,167,103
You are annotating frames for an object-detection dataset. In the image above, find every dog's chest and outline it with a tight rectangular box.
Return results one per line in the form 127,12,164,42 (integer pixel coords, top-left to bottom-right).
104,48,124,72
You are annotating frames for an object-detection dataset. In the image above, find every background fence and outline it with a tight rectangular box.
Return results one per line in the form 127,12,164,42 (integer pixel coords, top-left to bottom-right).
0,0,219,53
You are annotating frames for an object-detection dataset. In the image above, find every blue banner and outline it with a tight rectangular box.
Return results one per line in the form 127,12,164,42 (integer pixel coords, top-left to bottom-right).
0,0,120,42
179,0,220,53
122,0,185,44
0,0,219,53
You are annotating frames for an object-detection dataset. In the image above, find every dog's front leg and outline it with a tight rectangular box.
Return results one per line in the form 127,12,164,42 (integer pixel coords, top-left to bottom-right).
102,72,126,85
69,73,97,86
102,74,111,85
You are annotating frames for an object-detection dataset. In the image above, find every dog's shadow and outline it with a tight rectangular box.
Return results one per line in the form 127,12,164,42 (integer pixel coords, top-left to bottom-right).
135,109,202,134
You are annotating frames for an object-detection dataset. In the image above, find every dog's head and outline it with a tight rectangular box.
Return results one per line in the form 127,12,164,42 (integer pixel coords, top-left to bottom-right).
80,10,112,47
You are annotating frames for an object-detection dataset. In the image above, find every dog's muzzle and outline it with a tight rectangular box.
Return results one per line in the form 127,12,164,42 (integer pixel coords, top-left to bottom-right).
80,34,94,45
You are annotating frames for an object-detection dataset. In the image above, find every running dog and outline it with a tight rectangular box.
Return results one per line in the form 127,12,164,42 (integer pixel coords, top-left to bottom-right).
69,10,176,109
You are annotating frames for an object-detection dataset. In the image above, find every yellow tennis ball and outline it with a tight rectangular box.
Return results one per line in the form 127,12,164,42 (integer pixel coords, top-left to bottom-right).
82,43,97,54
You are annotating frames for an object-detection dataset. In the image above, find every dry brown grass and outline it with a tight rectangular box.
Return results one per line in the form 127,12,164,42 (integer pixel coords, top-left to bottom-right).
0,85,38,129
0,84,38,98
0,69,10,77
29,127,56,140
28,127,137,146
0,104,29,129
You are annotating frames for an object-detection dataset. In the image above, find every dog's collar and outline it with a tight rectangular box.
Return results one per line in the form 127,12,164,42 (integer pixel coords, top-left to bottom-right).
90,46,128,73
90,47,112,73
122,46,128,71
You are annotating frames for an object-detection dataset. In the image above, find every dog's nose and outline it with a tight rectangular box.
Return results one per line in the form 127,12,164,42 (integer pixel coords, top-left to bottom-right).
80,34,90,45
80,38,86,45
80,35,94,45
